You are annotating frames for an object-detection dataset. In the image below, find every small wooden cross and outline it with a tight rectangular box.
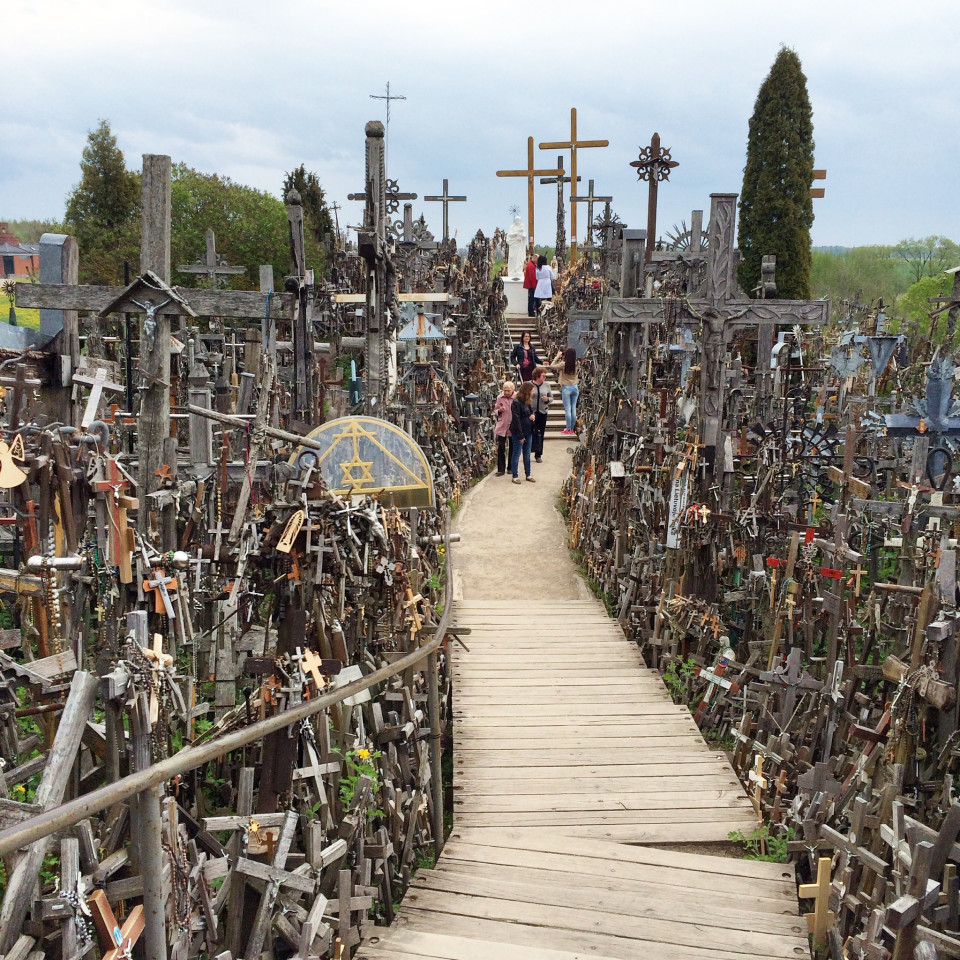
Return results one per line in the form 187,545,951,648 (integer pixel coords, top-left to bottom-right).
87,889,145,960
798,856,836,953
748,754,768,815
73,366,124,429
297,647,328,691
143,569,178,619
403,589,424,640
847,564,868,597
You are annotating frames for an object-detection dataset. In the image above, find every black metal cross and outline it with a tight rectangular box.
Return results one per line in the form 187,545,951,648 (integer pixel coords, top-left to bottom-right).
423,179,466,243
630,132,679,263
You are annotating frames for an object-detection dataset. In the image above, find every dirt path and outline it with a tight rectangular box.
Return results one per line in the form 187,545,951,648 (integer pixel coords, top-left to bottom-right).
451,444,593,601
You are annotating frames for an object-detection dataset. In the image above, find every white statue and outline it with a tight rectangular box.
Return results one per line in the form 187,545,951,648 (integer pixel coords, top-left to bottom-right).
505,216,527,279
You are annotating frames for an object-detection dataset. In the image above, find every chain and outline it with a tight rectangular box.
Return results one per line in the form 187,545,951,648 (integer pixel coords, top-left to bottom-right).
162,836,191,929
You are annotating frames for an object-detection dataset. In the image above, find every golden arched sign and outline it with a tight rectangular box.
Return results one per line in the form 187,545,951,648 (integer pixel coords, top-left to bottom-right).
290,417,435,508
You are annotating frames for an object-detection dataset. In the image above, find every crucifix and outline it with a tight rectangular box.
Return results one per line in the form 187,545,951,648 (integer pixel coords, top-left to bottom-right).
423,179,466,243
571,179,613,253
539,156,579,265
630,132,679,263
496,137,563,252
91,457,138,583
539,107,609,263
176,229,246,288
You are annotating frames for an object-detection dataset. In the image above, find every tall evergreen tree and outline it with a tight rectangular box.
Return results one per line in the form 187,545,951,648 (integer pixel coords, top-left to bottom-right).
64,120,141,285
737,47,815,300
282,165,334,245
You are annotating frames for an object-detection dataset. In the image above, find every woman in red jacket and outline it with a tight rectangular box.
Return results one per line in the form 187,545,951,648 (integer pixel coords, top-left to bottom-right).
522,252,538,317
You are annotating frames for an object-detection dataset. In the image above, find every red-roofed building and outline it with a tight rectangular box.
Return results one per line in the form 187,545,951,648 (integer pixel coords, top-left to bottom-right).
0,224,40,279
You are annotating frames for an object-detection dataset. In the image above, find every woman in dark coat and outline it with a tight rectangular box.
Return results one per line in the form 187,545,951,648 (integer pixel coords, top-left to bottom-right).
510,331,540,382
509,380,537,484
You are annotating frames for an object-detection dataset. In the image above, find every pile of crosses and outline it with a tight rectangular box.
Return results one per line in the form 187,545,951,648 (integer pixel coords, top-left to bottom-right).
0,125,500,959
564,189,960,956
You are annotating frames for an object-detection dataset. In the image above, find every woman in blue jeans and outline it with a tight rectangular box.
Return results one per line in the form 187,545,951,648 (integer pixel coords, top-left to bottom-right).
549,347,580,434
508,381,537,483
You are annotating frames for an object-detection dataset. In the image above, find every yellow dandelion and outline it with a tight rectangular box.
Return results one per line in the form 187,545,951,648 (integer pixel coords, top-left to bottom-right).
357,748,371,760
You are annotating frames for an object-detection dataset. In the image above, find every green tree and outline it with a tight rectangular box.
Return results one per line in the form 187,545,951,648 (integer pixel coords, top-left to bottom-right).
737,47,815,300
893,236,960,284
6,220,66,243
810,245,908,309
282,165,334,246
171,164,325,290
64,120,141,285
896,274,954,340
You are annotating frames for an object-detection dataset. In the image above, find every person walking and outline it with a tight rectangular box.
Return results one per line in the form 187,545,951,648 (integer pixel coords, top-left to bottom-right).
492,379,515,476
533,255,555,314
510,331,540,382
509,380,536,484
548,346,580,435
522,251,538,318
530,366,553,463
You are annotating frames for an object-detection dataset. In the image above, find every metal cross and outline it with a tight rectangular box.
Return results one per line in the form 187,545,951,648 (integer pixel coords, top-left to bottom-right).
423,179,467,243
571,179,613,251
630,132,679,263
369,81,406,176
176,229,246,288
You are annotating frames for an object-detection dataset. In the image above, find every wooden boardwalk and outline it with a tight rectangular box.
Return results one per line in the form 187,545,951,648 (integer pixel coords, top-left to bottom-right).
358,599,809,960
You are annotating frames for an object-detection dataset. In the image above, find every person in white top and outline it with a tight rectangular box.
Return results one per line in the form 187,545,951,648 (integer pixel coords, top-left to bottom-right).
533,255,555,314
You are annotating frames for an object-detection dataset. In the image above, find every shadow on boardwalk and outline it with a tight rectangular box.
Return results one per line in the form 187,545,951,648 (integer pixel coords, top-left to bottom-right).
357,456,811,960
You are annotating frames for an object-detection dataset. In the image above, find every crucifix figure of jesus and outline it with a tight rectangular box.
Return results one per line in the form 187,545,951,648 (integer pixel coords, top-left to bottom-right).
496,137,562,253
539,107,609,263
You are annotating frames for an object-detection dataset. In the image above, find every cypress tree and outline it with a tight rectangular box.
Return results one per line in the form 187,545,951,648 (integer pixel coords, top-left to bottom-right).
737,47,815,300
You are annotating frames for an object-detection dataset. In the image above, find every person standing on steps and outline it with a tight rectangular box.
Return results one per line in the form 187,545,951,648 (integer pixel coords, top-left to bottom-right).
530,366,553,463
547,346,580,434
493,379,515,477
509,380,537,484
510,330,540,383
533,254,555,315
522,251,538,318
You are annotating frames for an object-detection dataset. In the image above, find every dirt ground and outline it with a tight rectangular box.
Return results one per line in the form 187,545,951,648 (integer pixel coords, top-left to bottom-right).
451,442,593,601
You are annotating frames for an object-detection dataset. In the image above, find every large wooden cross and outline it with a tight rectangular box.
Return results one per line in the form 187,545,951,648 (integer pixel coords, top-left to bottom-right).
496,137,562,252
423,179,466,243
539,156,579,263
176,228,246,288
539,108,609,262
630,132,679,263
605,193,830,462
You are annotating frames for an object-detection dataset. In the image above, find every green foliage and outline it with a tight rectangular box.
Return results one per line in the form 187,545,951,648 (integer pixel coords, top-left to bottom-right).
337,748,383,820
64,120,141,285
810,245,908,309
893,236,960,284
663,657,697,702
283,165,334,246
738,47,815,300
171,163,322,291
729,824,795,862
898,274,955,341
4,219,65,243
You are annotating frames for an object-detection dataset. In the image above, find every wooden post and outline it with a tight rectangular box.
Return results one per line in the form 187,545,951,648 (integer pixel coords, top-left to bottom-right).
137,154,172,536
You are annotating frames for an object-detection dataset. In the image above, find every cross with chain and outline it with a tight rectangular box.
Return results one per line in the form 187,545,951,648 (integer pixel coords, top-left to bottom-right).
630,132,679,263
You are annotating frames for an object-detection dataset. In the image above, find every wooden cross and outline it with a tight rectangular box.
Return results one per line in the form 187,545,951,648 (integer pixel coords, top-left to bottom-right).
539,156,579,261
692,656,739,724
759,647,822,727
496,137,562,251
91,458,137,584
403,589,424,641
0,363,41,431
87,889,145,960
176,229,246,288
798,856,836,953
748,753,768,816
539,107,609,262
571,179,613,251
423,179,466,242
72,366,125,428
847,563,868,597
143,569,178,619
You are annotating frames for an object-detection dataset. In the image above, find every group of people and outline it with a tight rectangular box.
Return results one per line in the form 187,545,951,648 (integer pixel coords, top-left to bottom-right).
494,340,581,483
522,252,556,317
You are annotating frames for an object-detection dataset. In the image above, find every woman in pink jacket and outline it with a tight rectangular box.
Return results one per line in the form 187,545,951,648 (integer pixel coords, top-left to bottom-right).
493,380,516,476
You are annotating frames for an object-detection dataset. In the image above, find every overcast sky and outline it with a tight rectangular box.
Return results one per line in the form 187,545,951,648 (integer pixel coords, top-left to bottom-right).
3,0,957,252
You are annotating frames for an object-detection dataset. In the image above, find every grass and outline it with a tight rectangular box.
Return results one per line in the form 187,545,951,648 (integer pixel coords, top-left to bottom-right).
0,293,40,330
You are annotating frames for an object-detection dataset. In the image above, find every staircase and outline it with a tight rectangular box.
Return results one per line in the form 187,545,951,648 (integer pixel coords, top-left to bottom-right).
504,318,570,441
